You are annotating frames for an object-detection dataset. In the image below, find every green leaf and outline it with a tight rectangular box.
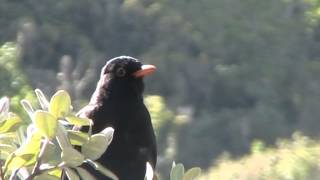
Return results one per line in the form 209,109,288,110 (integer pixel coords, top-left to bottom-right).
0,150,12,160
34,173,61,180
14,139,41,156
170,163,185,180
81,132,113,160
4,153,35,171
0,132,17,144
15,131,42,156
35,88,50,111
76,167,96,180
49,90,71,117
20,99,34,119
67,130,89,146
0,144,16,154
56,123,72,150
65,168,80,180
0,96,9,121
48,168,63,178
61,147,85,167
100,127,114,142
183,167,201,180
0,112,22,133
0,142,17,160
65,115,92,126
4,132,42,171
42,142,61,165
86,160,119,180
34,110,57,139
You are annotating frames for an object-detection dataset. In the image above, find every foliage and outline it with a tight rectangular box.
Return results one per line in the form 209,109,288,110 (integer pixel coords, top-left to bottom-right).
0,90,117,180
3,0,320,172
0,42,35,119
0,90,201,180
170,162,201,180
145,96,174,136
145,95,175,155
199,133,320,180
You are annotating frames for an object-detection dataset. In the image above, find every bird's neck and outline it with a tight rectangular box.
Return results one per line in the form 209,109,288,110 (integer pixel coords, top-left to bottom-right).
107,90,144,103
89,85,144,106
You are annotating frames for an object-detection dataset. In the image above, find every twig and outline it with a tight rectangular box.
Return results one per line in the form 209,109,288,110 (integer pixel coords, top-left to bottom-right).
25,162,65,180
9,169,19,180
25,139,49,180
25,166,60,180
33,139,49,174
0,161,4,180
3,153,15,176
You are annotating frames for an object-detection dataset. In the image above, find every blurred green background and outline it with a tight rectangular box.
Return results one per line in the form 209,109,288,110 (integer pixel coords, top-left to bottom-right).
2,0,320,179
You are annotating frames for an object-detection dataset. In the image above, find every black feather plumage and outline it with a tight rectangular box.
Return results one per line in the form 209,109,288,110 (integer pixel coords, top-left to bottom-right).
75,56,157,180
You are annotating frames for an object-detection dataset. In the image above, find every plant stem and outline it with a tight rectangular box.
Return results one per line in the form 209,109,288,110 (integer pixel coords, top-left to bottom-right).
9,169,19,180
33,139,49,174
25,166,60,180
25,139,49,180
0,161,4,180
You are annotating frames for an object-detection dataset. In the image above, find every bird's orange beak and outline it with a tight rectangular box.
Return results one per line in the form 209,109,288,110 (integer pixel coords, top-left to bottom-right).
133,65,156,78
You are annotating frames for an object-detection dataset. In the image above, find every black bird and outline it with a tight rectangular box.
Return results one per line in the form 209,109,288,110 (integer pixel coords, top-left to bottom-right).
77,56,157,180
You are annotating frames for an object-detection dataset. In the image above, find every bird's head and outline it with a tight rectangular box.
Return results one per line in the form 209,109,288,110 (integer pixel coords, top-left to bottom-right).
93,56,156,103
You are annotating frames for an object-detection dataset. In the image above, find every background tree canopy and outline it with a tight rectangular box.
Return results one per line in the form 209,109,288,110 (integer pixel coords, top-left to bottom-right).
2,0,320,178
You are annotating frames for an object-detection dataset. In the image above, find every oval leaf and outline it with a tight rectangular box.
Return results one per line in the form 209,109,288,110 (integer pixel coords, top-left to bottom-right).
170,163,185,180
42,142,61,165
67,130,89,146
86,160,119,180
48,169,63,178
65,116,92,126
34,110,57,139
35,89,50,111
100,127,114,144
5,153,35,171
0,132,16,141
49,90,71,117
0,144,16,154
5,133,42,170
15,132,42,156
61,147,85,167
81,134,111,160
0,143,17,160
65,168,80,180
34,174,60,180
76,167,96,180
0,96,9,121
183,167,201,180
0,113,22,133
20,99,35,119
0,96,9,113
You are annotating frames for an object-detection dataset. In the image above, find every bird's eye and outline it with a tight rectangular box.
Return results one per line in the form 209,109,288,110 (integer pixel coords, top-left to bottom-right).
116,67,126,77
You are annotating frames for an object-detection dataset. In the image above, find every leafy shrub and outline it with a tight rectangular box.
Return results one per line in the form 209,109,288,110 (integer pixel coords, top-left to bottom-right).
0,90,201,180
145,95,174,136
0,42,35,119
199,133,320,180
0,90,116,180
170,162,201,180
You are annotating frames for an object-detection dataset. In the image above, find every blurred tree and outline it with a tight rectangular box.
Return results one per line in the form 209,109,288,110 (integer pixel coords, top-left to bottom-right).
2,0,320,172
0,42,34,118
200,134,320,180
